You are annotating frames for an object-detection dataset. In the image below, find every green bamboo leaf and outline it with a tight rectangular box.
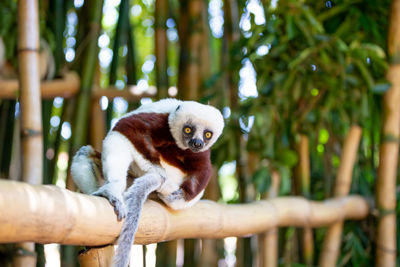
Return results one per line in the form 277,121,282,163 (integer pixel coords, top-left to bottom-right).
251,166,271,193
353,59,374,89
277,148,298,167
286,14,296,40
289,47,314,69
293,16,315,46
302,6,324,33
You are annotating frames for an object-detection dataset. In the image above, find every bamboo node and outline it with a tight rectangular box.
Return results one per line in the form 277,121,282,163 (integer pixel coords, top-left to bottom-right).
376,243,397,254
377,207,396,218
17,48,40,53
382,134,400,143
14,247,37,257
21,128,42,138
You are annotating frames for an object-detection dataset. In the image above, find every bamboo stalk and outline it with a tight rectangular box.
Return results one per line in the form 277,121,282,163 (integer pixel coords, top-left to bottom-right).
375,1,400,266
70,0,104,154
16,0,43,265
155,0,169,99
296,135,314,266
258,170,280,267
0,180,369,246
179,0,203,100
78,245,115,267
0,72,80,99
198,168,221,267
319,125,362,267
90,65,106,151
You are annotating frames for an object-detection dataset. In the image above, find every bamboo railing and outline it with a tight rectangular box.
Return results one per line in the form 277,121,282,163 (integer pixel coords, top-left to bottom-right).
295,135,314,266
0,72,80,99
319,126,362,267
0,179,369,246
16,0,43,266
376,0,400,265
258,170,280,267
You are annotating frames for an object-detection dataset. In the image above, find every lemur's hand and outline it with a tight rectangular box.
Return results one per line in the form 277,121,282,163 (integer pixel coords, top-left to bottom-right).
92,187,126,221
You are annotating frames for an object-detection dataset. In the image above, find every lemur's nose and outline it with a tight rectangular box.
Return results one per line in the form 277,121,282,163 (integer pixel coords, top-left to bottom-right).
189,139,204,149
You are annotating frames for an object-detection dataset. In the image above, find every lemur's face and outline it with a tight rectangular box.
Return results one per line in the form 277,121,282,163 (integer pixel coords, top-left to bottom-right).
169,102,224,153
181,122,215,152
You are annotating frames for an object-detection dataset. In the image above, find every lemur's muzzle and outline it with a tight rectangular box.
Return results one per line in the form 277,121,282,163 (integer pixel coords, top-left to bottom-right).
189,138,204,151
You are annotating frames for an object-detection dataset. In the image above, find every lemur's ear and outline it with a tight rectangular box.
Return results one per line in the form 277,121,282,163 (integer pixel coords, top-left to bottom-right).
176,105,181,111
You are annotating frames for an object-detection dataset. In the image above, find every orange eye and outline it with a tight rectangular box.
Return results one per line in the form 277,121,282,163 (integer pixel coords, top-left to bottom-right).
184,127,192,134
205,131,212,139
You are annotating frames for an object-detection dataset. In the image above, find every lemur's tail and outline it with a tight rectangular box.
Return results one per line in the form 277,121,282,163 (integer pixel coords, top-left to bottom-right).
71,145,103,194
113,173,164,267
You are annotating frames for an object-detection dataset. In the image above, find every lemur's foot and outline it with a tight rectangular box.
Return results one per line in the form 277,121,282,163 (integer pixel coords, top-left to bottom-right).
92,189,126,221
158,188,185,204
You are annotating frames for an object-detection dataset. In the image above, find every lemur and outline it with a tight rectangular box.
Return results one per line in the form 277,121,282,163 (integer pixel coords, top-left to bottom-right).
71,98,224,267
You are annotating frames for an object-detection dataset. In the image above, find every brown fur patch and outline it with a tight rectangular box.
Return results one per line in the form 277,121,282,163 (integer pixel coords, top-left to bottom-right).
112,112,212,200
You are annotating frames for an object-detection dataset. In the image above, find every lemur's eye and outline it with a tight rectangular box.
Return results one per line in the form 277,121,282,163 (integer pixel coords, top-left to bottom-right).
204,131,213,139
184,127,192,134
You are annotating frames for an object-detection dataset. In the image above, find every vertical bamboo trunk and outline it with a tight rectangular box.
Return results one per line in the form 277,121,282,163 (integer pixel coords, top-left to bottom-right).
154,1,177,263
179,0,203,100
258,170,280,267
15,0,43,266
64,0,104,264
126,22,137,86
177,0,189,97
198,168,221,267
223,0,251,266
48,0,65,75
156,241,177,267
90,64,106,151
376,1,400,265
319,125,362,267
78,245,115,267
296,135,313,266
0,101,16,177
106,0,130,130
69,0,104,179
155,0,169,99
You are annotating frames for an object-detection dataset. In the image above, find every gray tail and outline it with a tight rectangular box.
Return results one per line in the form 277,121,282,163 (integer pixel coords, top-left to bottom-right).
113,173,163,267
71,145,102,194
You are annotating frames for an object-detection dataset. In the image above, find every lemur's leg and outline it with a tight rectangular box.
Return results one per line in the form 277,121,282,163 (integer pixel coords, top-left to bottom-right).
113,173,164,267
93,131,135,220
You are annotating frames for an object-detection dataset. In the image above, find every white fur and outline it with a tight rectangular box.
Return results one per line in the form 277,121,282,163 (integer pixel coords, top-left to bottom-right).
122,98,182,118
161,190,205,210
158,158,185,196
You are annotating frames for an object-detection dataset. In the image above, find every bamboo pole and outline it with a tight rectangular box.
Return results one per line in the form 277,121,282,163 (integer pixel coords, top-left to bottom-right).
155,0,169,99
0,72,80,99
0,180,369,246
296,135,314,266
258,170,280,267
90,65,106,151
78,245,115,267
376,1,400,265
16,0,43,265
319,125,362,267
179,0,203,100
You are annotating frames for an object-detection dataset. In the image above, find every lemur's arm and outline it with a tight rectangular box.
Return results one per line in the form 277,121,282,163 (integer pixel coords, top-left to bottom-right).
181,150,212,200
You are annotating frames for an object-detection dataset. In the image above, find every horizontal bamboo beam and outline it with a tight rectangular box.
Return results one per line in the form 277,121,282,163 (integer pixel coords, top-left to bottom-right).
0,180,369,246
0,72,80,99
0,75,160,100
91,85,156,100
